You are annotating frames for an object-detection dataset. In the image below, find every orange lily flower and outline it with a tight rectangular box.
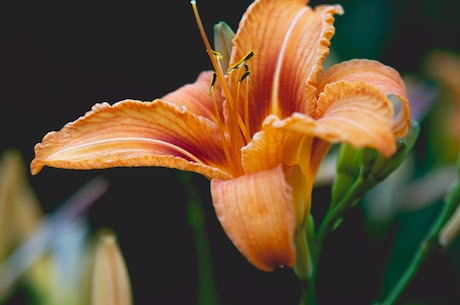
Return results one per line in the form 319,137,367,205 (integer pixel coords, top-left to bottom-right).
31,0,410,272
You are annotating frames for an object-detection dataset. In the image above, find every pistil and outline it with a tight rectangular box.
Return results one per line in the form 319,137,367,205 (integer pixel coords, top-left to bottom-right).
191,0,245,176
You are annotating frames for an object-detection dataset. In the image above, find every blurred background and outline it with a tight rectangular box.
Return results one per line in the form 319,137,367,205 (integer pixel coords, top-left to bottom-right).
1,0,460,304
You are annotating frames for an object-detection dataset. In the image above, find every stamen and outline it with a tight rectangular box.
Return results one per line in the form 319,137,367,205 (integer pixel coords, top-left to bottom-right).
212,50,223,60
209,89,235,171
238,64,250,82
234,64,252,142
209,72,217,94
191,0,248,176
192,0,238,173
191,1,231,99
208,72,235,166
227,54,254,142
227,51,254,74
242,67,251,141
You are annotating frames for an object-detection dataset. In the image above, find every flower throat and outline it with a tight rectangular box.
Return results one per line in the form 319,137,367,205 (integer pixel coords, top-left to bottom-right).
191,1,254,177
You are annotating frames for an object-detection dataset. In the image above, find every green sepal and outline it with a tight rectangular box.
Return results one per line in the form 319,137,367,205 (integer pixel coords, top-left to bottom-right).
331,143,363,205
362,120,420,184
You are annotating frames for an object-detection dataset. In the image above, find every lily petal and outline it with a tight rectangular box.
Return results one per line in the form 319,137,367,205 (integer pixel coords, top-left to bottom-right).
286,81,396,156
318,59,411,138
270,4,344,118
241,116,330,212
242,117,314,175
161,71,223,122
231,0,343,132
210,164,299,271
31,99,231,179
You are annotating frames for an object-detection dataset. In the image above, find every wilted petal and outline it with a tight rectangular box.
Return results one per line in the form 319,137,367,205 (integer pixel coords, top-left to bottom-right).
318,59,411,138
91,233,132,305
31,99,230,179
211,164,300,271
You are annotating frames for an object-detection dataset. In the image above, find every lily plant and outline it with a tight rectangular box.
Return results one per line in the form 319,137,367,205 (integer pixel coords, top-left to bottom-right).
30,0,412,303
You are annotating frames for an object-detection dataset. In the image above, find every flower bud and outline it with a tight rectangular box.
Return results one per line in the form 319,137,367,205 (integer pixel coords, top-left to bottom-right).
439,203,460,249
91,232,132,305
213,21,235,71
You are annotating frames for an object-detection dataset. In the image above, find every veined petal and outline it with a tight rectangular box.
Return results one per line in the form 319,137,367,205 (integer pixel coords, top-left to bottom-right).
241,116,330,208
284,81,396,157
242,115,313,175
231,0,341,133
211,164,299,271
318,59,411,138
269,4,344,118
31,99,231,179
161,71,224,122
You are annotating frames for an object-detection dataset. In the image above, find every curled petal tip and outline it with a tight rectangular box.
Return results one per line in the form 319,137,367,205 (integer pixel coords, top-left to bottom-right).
30,156,44,175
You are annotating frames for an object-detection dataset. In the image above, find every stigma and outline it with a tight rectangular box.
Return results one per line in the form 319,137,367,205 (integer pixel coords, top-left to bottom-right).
191,1,254,177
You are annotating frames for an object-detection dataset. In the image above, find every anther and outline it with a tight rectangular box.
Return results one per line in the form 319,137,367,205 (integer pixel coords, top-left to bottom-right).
212,50,223,60
209,72,217,94
238,64,251,82
227,51,254,74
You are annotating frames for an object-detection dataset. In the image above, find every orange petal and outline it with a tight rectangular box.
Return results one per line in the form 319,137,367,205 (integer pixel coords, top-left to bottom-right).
161,71,223,122
270,4,344,119
31,99,231,179
241,116,330,209
231,0,343,132
241,116,312,174
210,164,300,271
318,59,411,138
283,81,396,157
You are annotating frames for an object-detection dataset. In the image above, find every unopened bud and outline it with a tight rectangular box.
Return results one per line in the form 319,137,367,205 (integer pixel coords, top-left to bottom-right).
91,232,132,305
213,21,235,72
439,203,460,248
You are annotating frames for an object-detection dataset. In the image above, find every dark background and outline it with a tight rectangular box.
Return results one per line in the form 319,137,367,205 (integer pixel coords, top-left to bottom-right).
1,0,460,304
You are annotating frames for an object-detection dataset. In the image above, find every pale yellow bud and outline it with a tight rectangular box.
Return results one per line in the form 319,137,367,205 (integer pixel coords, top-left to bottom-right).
91,233,132,305
439,204,460,249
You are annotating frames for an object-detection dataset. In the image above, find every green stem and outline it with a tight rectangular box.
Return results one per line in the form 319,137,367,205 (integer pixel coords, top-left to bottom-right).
376,245,427,305
177,171,221,305
298,177,370,305
375,179,460,305
298,278,314,305
295,226,315,305
315,177,368,256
